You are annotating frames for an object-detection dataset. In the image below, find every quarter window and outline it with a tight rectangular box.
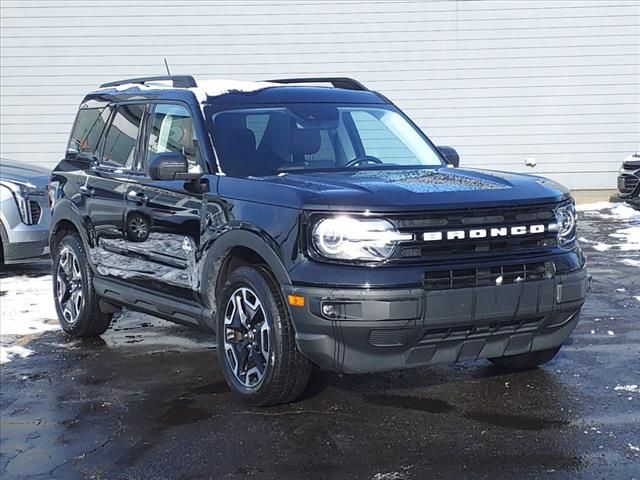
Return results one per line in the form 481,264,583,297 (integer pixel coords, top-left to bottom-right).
67,107,111,158
100,104,145,168
146,104,201,170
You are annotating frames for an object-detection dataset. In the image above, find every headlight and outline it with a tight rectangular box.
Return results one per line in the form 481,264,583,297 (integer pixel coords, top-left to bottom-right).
310,216,413,262
553,203,577,247
0,180,43,224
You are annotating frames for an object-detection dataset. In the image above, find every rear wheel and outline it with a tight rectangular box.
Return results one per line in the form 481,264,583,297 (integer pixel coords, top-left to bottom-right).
489,346,561,370
53,234,112,337
216,265,311,406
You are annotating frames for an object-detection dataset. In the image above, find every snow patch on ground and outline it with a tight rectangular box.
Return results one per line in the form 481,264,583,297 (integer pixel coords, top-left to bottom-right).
614,385,639,393
372,473,406,480
0,345,34,364
609,226,640,251
620,259,640,268
577,202,640,220
593,243,612,252
0,270,59,364
635,296,640,302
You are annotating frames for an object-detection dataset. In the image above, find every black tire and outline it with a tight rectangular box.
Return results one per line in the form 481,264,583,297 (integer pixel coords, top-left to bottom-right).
216,265,311,406
125,212,151,242
489,346,561,370
52,234,112,337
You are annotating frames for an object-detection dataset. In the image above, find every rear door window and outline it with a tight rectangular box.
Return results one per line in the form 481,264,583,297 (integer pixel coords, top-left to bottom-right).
146,103,202,172
100,104,146,169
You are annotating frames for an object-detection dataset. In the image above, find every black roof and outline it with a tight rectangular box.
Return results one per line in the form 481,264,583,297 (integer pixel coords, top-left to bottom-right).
85,77,387,106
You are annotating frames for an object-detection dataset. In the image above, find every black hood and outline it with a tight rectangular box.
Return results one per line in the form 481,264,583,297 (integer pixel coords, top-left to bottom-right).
219,167,571,211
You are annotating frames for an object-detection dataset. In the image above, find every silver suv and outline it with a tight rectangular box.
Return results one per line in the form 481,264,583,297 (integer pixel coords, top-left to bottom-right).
0,158,50,264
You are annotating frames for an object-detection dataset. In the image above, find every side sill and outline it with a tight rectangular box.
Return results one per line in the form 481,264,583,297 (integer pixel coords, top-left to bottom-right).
93,277,212,330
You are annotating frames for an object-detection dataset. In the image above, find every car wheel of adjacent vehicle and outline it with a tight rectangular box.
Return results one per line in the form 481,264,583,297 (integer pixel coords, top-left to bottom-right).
126,212,151,242
53,234,112,337
216,265,312,406
488,346,561,370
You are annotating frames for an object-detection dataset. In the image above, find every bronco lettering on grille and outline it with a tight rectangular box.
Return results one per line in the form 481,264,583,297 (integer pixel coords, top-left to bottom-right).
422,224,552,242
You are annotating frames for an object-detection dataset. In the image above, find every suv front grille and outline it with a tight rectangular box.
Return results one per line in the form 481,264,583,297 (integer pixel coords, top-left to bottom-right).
420,317,543,344
388,203,560,263
423,261,554,290
29,200,41,224
618,174,639,197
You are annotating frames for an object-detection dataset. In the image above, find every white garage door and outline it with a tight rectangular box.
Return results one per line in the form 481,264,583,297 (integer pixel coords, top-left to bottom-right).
1,0,639,189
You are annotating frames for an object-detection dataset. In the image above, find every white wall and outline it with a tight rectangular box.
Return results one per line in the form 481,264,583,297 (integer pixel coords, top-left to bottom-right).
1,0,638,189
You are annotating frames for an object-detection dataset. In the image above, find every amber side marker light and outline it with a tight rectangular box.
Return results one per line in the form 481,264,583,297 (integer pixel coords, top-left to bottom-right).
287,295,305,307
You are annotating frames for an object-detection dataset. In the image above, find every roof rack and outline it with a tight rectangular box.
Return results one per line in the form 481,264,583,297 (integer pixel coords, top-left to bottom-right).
99,75,198,89
267,77,368,91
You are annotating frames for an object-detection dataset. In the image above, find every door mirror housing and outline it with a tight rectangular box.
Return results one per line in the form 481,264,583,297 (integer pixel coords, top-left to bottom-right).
148,152,202,181
438,146,460,167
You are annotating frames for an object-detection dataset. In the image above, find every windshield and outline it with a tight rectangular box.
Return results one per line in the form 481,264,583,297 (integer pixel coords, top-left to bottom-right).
210,104,444,177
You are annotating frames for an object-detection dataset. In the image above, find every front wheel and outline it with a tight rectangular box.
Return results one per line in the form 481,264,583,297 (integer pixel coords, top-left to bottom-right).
488,346,561,370
53,234,112,337
216,265,311,406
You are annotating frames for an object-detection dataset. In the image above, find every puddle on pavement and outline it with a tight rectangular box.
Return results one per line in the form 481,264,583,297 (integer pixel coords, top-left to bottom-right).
364,394,455,414
157,397,212,427
189,382,229,395
464,411,570,431
365,393,570,431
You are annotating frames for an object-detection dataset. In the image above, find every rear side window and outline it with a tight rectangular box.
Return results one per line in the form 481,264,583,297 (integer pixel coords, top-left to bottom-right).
100,104,145,168
67,107,111,158
146,104,202,170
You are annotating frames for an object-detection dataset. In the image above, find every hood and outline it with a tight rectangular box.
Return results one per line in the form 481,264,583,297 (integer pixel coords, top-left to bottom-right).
219,167,571,211
0,159,51,188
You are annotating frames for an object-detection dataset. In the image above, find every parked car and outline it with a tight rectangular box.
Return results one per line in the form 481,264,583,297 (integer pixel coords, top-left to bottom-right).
618,152,640,208
0,158,50,264
49,76,588,405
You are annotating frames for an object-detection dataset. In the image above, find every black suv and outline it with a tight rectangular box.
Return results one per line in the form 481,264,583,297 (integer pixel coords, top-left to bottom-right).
618,152,640,208
50,76,588,405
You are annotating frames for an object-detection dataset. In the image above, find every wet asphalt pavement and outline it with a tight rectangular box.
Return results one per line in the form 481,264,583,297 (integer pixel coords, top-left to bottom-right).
1,210,639,480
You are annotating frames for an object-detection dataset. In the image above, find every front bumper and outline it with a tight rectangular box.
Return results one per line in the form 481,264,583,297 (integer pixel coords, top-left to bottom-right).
0,212,50,264
285,266,588,374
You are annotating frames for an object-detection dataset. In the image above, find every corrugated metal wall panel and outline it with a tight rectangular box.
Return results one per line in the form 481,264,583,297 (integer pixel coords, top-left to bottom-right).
1,0,638,189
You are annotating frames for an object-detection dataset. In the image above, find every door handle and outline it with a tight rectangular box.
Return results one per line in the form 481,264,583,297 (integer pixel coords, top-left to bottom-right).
126,190,148,205
79,185,94,197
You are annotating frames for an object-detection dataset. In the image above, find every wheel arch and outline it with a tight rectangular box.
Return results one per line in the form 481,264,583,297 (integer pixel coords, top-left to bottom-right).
199,229,292,330
49,202,91,255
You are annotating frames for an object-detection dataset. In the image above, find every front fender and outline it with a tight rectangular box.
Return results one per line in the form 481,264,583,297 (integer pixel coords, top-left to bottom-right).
49,199,93,253
200,226,292,289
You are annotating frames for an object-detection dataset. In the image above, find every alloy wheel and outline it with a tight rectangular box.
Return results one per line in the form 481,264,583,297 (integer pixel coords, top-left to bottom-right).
129,215,149,240
56,247,84,325
223,287,271,388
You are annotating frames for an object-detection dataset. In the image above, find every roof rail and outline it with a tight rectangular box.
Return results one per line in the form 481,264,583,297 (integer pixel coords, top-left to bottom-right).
99,75,197,89
267,77,368,91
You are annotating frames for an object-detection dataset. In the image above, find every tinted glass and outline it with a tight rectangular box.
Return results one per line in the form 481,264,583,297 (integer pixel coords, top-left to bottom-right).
211,104,442,177
100,104,145,168
67,107,111,157
146,104,201,170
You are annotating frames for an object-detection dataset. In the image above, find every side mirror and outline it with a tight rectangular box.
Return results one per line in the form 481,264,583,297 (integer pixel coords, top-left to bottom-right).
438,146,460,167
148,152,201,181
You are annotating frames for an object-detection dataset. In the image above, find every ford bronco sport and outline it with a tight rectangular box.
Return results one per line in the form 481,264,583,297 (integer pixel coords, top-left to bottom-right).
49,76,588,405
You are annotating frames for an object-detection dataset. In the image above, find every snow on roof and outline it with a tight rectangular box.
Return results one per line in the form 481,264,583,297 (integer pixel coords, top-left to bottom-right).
92,78,280,103
191,79,281,103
